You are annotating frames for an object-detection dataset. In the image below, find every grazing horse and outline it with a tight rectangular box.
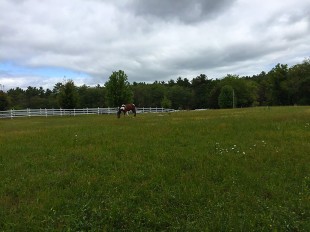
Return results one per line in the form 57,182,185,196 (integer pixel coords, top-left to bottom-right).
117,103,136,118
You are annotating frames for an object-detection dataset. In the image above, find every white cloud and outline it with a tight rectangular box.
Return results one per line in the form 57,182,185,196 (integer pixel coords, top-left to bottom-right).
0,0,309,89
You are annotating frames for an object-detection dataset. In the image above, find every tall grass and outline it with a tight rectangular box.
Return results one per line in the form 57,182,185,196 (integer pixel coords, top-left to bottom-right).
0,106,309,231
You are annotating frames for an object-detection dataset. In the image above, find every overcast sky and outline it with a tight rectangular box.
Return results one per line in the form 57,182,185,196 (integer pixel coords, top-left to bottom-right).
0,0,309,90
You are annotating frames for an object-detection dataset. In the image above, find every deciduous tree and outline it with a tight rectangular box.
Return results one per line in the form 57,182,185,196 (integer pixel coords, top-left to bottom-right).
58,80,78,109
105,70,133,106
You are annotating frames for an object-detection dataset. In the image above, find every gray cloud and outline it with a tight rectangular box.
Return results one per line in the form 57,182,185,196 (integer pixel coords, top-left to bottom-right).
127,0,236,23
0,0,309,89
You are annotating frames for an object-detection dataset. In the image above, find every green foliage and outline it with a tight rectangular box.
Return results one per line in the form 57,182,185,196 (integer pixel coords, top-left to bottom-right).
149,82,166,107
161,95,172,108
105,70,133,106
191,74,214,109
0,91,10,110
208,84,221,109
58,80,78,109
268,63,290,105
176,77,191,88
7,87,27,109
132,83,152,107
168,85,192,109
220,74,256,107
0,107,309,230
288,59,310,105
77,84,106,108
132,82,167,107
218,85,234,108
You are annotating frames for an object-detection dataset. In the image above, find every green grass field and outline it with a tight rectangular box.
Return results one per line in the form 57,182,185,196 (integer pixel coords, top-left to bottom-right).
0,107,309,231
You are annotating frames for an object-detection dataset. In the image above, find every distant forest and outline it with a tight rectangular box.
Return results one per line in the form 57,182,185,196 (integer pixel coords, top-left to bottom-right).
0,59,309,110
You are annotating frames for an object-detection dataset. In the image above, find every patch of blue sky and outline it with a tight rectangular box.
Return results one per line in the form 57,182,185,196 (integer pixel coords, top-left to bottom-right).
0,61,89,78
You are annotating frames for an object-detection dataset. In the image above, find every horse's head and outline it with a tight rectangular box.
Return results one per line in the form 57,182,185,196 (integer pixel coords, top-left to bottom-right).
117,107,122,118
116,106,125,118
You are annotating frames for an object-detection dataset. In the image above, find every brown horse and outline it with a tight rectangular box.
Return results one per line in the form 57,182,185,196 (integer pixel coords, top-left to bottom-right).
117,103,136,118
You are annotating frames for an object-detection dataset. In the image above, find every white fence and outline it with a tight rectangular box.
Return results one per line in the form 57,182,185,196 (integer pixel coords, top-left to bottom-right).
0,107,176,119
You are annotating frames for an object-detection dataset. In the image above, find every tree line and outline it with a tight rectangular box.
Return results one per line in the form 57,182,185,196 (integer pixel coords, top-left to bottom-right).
0,59,309,111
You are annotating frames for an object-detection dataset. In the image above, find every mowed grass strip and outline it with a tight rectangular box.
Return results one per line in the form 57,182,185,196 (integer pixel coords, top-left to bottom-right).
0,106,309,231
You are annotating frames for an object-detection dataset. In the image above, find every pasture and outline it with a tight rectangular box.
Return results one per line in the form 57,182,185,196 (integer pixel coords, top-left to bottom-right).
0,107,309,231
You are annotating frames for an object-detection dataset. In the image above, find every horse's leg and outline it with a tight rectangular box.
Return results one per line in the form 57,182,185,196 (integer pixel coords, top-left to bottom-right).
133,108,136,117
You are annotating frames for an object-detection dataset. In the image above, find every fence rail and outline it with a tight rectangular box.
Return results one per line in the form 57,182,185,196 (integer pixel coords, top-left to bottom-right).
0,107,176,119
